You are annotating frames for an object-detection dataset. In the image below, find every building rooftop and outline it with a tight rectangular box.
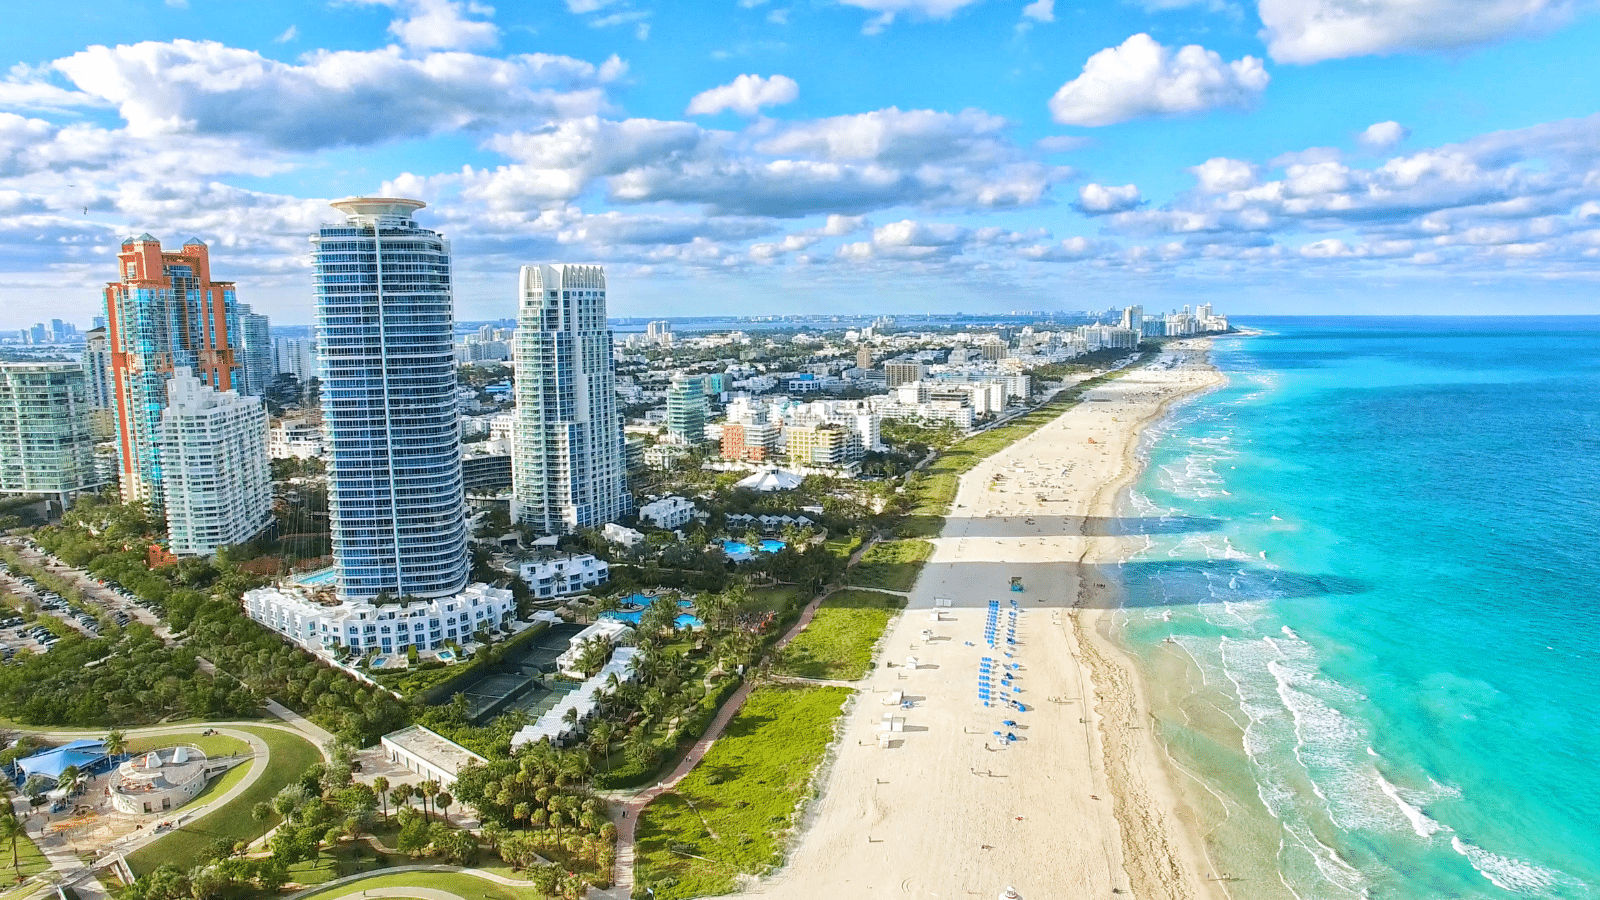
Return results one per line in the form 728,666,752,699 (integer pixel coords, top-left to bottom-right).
380,725,485,776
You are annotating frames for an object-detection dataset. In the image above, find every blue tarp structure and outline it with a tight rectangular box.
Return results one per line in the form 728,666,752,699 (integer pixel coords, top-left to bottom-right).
17,740,107,781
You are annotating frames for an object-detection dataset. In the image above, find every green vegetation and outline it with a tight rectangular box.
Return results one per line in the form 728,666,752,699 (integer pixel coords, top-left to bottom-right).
0,826,51,882
634,685,850,899
282,842,398,885
125,725,320,877
776,590,905,681
296,870,535,900
846,540,931,593
126,733,251,758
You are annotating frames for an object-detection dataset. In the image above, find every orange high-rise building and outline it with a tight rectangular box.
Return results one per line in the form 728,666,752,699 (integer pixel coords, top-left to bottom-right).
103,235,242,513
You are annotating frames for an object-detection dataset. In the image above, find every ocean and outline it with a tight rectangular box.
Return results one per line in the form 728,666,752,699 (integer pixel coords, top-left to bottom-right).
1115,317,1600,900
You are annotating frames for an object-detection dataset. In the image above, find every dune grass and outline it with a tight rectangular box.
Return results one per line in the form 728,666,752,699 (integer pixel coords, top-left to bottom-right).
777,590,905,681
847,539,931,593
634,684,850,899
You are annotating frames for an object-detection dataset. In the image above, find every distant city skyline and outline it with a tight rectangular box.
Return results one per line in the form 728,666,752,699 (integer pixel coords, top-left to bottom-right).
1,2,1598,324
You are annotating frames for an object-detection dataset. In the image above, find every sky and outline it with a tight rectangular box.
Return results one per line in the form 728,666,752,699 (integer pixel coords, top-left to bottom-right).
2,0,1599,327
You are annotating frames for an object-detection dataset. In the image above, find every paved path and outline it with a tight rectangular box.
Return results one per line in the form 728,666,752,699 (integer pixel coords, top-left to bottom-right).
603,581,860,899
281,863,540,900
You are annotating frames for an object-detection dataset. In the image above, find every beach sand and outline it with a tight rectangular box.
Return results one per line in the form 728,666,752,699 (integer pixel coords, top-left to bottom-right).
725,339,1227,900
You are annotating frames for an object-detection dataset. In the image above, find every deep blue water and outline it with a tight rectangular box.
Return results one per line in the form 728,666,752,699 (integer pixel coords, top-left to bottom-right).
1121,317,1600,899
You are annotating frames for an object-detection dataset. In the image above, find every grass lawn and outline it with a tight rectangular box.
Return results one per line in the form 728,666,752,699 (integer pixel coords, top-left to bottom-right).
0,830,53,883
285,843,403,886
742,585,802,614
634,684,850,900
776,590,905,681
126,733,251,758
124,725,320,877
847,540,932,593
296,870,538,900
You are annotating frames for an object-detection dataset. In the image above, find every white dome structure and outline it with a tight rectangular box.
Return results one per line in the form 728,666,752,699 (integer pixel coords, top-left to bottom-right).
735,466,803,492
110,746,211,815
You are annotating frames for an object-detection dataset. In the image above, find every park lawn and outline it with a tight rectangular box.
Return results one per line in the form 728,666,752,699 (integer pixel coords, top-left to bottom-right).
126,733,251,758
124,725,320,877
776,590,905,681
634,684,850,900
297,870,538,900
0,828,53,882
847,540,932,593
285,843,401,886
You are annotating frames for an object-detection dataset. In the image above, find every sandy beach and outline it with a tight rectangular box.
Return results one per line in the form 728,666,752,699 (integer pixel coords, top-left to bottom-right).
726,339,1227,900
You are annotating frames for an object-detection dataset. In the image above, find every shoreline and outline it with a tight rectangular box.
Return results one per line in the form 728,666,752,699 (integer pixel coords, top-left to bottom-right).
724,339,1229,900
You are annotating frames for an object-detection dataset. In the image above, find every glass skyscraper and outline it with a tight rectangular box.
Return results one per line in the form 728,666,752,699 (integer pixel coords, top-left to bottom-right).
512,264,631,534
312,198,468,601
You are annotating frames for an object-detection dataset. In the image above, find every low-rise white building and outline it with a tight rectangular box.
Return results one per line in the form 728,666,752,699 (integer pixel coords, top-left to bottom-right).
268,418,323,460
554,618,636,678
518,553,610,598
379,725,486,788
638,495,696,530
243,578,515,656
602,522,645,549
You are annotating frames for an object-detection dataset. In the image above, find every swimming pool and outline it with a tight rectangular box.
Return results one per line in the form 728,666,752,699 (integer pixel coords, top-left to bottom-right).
600,610,703,630
758,539,787,553
723,539,786,560
370,655,389,667
436,650,456,662
293,568,338,587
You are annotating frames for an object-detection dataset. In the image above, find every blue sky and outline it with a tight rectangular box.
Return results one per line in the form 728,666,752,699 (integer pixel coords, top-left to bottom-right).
2,0,1598,326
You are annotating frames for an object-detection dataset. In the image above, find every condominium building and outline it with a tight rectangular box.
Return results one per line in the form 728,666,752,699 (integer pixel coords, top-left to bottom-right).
103,235,242,513
665,374,707,445
0,362,104,506
159,371,272,556
268,418,323,460
239,305,274,397
312,197,469,600
720,420,778,462
884,360,926,388
511,263,631,534
273,337,315,382
243,578,514,656
82,328,113,412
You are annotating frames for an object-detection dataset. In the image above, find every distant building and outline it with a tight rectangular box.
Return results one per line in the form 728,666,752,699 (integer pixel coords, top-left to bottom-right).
268,418,323,460
0,362,104,507
884,360,925,388
720,420,777,462
273,337,314,382
602,522,645,549
159,371,271,556
238,305,273,397
665,374,707,445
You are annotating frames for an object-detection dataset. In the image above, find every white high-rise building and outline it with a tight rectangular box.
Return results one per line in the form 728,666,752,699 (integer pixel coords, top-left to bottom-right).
512,264,631,534
160,371,272,556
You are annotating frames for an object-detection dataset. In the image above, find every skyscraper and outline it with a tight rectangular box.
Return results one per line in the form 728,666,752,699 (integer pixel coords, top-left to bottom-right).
103,235,242,513
312,198,468,601
0,362,103,509
160,371,272,556
512,264,630,534
239,305,273,397
666,374,707,446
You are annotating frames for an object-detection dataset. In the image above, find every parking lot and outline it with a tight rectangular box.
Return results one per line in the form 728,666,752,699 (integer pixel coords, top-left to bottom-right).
0,537,171,658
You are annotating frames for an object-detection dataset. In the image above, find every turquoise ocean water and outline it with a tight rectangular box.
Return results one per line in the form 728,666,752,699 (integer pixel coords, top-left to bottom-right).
1117,317,1600,899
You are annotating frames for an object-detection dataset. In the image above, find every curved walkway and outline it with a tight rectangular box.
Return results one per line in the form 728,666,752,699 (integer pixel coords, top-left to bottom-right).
603,578,862,899
283,863,540,900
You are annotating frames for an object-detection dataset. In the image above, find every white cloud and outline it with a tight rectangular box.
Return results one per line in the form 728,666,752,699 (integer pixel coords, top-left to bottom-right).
566,0,621,11
274,25,299,43
388,0,500,51
1358,120,1410,152
51,40,618,151
556,211,775,246
1020,235,1110,261
1036,135,1090,153
1190,157,1256,193
1048,33,1269,127
1022,0,1054,22
164,0,188,7
686,74,799,117
755,107,1011,166
1259,0,1575,64
1076,182,1142,214
836,0,986,34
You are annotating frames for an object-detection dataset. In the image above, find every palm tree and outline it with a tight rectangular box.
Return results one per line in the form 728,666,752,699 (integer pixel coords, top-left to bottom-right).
434,792,452,824
0,811,22,877
251,802,274,842
103,729,127,760
372,776,390,823
419,779,440,822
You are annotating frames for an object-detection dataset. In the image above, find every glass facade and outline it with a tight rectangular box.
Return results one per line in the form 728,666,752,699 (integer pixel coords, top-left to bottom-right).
312,199,469,601
239,306,273,396
0,362,103,501
512,264,631,534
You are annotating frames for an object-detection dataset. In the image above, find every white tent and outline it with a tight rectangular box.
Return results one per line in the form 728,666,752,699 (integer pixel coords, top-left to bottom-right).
734,467,803,492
